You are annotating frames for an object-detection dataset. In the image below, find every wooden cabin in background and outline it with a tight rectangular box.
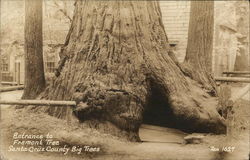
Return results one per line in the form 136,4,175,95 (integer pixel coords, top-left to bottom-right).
0,0,72,84
160,1,249,76
160,1,190,63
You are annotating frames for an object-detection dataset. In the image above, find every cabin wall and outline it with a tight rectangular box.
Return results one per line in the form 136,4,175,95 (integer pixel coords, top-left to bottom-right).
160,1,190,62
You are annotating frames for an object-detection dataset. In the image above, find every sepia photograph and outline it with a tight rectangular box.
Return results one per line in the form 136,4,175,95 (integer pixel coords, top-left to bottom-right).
0,0,249,160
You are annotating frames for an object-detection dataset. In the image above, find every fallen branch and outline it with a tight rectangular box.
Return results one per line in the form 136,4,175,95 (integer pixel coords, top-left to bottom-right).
1,81,18,85
0,100,76,106
0,85,24,92
215,77,250,83
223,71,250,75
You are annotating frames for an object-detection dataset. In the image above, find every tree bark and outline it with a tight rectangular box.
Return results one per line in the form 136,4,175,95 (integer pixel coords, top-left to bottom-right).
22,0,45,99
35,1,225,141
183,1,217,96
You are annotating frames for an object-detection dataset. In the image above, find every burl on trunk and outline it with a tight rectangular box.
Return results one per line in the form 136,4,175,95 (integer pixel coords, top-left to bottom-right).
37,1,225,141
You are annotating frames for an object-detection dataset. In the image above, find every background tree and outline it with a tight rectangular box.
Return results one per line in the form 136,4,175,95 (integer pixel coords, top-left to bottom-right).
183,1,217,96
22,0,45,99
35,0,225,141
234,1,249,71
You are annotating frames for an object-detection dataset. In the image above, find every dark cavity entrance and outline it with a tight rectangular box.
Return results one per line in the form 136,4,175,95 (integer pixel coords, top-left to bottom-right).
143,81,192,133
143,83,178,129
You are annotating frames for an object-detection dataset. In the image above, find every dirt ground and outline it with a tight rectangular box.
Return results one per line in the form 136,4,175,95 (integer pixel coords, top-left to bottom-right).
0,90,249,160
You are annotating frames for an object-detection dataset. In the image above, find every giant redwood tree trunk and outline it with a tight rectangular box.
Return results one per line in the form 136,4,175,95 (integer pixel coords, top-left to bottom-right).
36,0,225,141
183,1,217,96
22,0,45,99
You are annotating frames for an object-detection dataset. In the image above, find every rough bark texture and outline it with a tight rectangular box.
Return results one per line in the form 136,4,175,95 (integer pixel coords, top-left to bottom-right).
22,0,45,99
183,1,217,96
36,1,225,141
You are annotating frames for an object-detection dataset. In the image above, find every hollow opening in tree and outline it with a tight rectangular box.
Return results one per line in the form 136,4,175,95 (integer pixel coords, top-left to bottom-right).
142,80,175,128
142,80,208,134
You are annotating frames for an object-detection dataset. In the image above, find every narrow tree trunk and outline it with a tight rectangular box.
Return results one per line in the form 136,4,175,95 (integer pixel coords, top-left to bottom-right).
183,1,217,96
22,0,45,99
35,1,225,141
